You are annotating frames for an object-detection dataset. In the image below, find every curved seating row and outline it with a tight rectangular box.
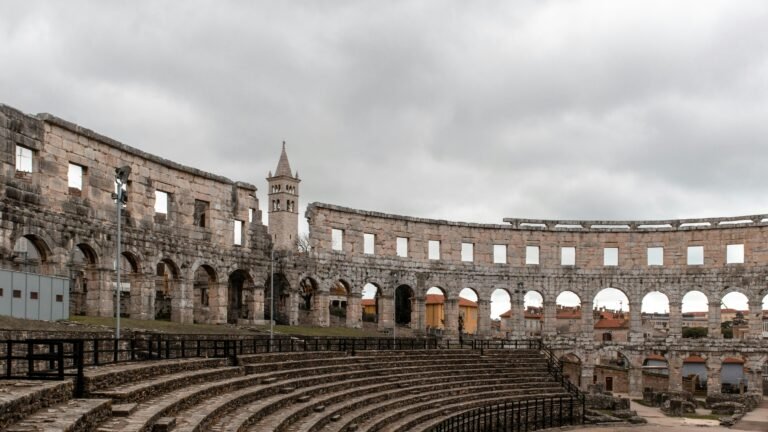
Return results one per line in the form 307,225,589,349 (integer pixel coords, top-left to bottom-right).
2,348,573,432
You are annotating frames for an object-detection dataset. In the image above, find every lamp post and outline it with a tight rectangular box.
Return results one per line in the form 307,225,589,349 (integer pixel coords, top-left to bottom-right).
113,166,131,340
393,287,396,342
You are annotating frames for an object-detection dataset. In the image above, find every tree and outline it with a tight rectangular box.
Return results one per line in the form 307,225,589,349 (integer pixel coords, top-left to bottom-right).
296,233,311,253
682,327,708,338
721,321,733,339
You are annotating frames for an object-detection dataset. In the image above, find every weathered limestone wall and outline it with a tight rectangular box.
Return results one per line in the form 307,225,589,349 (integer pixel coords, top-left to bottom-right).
0,104,272,324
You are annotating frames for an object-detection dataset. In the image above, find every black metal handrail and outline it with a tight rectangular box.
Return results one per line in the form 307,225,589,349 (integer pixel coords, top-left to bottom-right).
428,396,580,432
539,344,585,422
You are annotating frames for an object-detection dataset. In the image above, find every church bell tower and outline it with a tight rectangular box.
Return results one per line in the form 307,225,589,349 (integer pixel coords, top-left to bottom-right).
267,142,300,251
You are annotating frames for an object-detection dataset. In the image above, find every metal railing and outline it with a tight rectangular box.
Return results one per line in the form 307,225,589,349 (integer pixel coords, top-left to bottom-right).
540,344,586,420
428,396,580,432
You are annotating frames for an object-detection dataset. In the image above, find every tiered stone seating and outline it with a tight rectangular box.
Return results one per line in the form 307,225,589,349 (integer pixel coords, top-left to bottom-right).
2,346,575,432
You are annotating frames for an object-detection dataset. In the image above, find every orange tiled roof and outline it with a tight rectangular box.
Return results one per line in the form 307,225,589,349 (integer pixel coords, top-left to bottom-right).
594,318,628,329
723,357,745,364
683,355,706,364
424,294,477,308
361,299,376,307
645,354,666,361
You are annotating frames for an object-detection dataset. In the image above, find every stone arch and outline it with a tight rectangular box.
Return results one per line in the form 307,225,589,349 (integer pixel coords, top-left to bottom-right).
265,272,291,324
720,356,747,394
67,243,100,317
154,258,180,320
682,354,708,395
228,269,253,323
395,284,414,326
11,234,53,273
642,353,669,392
329,279,350,325
720,290,750,339
555,290,582,335
641,291,670,338
426,286,447,332
594,347,631,393
523,290,544,337
361,282,380,324
458,287,478,334
560,353,583,387
193,264,217,323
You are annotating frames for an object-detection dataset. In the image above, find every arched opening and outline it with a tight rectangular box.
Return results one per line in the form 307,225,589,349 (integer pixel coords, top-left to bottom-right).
682,355,708,396
721,291,750,339
361,283,380,324
641,291,670,338
593,288,630,343
490,289,511,337
595,350,630,392
12,235,49,273
193,265,216,323
265,272,290,325
117,251,139,318
155,259,180,320
642,354,669,391
555,291,582,335
458,288,478,334
425,287,446,333
682,290,709,338
395,284,414,326
560,353,582,387
721,357,747,394
524,291,543,337
329,280,349,325
228,270,253,323
68,244,98,316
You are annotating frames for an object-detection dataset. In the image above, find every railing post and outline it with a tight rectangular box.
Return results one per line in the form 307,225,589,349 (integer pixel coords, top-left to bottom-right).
74,340,85,398
6,341,12,378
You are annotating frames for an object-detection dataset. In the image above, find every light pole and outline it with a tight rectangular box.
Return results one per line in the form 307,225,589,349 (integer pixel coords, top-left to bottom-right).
270,247,275,343
393,287,396,342
113,166,131,340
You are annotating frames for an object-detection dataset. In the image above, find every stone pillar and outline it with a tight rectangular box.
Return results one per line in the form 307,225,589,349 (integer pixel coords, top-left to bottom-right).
580,364,595,391
706,358,722,395
346,292,362,328
628,365,644,397
708,302,722,338
411,296,426,333
251,286,265,321
748,301,763,339
745,358,763,394
668,300,682,339
444,298,459,336
542,300,556,338
581,306,595,342
667,354,683,392
288,290,299,326
512,289,525,339
629,300,643,343
378,294,394,331
128,274,148,320
316,291,330,327
477,299,491,336
171,278,193,324
208,282,227,324
87,268,113,317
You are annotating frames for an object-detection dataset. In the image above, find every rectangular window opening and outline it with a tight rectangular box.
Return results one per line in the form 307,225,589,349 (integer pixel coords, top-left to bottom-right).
233,220,243,245
647,247,664,266
493,244,507,264
603,247,618,266
155,190,169,214
13,290,21,298
525,246,539,265
55,294,63,302
396,237,408,257
461,242,474,262
428,240,440,260
30,291,38,300
248,208,254,223
16,145,32,173
194,199,209,228
363,233,375,255
68,163,84,191
561,247,576,266
726,244,744,264
331,229,343,251
687,246,704,265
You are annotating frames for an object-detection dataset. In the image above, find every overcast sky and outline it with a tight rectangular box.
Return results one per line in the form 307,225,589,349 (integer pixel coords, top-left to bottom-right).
3,0,768,230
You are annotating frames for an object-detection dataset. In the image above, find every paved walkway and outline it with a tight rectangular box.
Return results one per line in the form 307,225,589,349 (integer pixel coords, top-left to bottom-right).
577,396,768,432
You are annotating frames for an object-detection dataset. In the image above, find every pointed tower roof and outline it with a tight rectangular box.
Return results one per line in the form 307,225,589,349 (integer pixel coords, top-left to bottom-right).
274,141,294,178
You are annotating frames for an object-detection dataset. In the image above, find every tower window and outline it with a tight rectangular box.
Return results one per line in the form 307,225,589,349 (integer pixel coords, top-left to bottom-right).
461,242,474,262
561,247,575,266
687,246,704,265
603,248,618,266
526,246,539,265
428,240,440,260
493,245,507,264
248,208,254,223
363,233,375,255
647,247,663,266
68,163,84,192
193,200,209,227
726,244,744,264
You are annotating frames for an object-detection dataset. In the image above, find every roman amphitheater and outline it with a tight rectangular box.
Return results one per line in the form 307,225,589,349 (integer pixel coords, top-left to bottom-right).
0,102,766,431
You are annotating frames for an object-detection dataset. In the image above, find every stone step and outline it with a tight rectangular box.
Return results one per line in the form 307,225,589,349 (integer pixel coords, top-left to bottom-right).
153,417,177,432
83,357,229,393
0,380,73,431
113,403,138,416
91,366,244,403
7,398,111,432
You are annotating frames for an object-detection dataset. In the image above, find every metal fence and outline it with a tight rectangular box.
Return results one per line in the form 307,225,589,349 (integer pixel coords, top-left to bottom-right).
428,396,581,432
